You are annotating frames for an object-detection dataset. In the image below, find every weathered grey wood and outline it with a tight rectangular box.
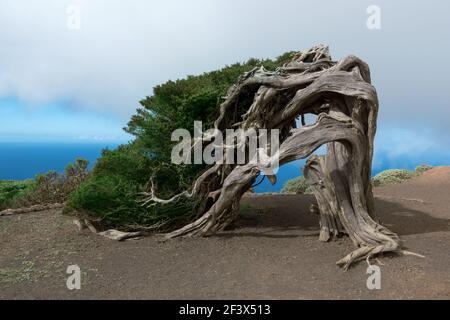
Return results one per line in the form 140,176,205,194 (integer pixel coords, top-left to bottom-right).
0,203,64,216
145,45,405,269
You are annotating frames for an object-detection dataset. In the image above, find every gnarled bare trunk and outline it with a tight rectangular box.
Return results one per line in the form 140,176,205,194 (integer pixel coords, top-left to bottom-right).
145,45,405,269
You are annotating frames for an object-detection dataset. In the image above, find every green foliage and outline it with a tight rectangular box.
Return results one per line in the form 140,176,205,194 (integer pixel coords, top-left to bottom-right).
372,169,414,187
0,158,89,210
0,180,35,211
415,164,433,174
65,174,199,229
93,144,150,184
65,175,144,227
27,158,89,205
281,176,311,194
67,53,296,229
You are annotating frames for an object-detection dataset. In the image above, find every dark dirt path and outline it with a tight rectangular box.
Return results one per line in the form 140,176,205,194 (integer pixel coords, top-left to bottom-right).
1,168,449,299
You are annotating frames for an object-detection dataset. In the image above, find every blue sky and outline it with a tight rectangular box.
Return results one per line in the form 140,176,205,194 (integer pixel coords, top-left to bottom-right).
0,96,130,142
0,0,449,164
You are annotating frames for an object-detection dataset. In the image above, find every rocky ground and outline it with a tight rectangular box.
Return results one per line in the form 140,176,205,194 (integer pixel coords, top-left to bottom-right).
1,167,449,299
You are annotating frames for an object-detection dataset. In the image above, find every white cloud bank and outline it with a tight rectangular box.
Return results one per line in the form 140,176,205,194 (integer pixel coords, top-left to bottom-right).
0,0,449,146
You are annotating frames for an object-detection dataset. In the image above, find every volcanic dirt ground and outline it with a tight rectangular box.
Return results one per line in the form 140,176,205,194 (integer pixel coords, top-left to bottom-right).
1,167,449,299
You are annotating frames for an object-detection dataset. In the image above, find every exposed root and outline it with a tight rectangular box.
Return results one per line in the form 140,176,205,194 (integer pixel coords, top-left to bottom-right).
165,213,213,238
336,241,400,271
74,217,147,241
98,229,146,241
399,250,426,259
0,203,65,216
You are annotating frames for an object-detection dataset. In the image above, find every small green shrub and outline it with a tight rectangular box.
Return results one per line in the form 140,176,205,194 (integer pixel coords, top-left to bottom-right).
372,169,414,187
0,180,35,210
281,176,311,194
93,144,150,184
23,158,89,205
65,174,198,230
0,158,89,210
65,175,144,225
415,164,433,175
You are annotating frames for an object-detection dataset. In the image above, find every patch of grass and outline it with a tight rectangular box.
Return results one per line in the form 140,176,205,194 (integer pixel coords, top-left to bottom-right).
0,261,35,284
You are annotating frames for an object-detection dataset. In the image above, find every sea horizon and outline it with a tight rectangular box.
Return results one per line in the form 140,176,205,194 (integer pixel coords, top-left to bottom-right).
1,141,448,192
0,141,121,181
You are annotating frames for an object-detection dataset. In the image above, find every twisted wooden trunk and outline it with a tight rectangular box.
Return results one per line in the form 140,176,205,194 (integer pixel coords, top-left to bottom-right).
146,45,403,269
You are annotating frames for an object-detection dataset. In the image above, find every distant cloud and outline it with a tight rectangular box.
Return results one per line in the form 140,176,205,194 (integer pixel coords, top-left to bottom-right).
0,0,449,150
0,97,131,142
375,128,436,158
75,135,128,142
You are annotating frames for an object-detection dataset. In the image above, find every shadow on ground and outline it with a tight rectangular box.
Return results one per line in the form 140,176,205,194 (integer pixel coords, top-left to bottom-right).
224,194,450,240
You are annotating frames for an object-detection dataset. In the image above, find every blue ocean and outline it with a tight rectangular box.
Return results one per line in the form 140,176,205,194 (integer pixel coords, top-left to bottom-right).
0,142,448,192
0,142,120,181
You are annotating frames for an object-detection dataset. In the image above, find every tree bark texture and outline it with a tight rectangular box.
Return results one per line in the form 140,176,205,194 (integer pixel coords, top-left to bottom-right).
145,45,403,269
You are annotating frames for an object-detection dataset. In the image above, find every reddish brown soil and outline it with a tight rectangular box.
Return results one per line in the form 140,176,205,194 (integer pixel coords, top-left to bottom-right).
1,167,449,299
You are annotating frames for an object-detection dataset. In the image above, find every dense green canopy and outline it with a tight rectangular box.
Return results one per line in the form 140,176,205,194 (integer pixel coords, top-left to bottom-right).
66,53,295,229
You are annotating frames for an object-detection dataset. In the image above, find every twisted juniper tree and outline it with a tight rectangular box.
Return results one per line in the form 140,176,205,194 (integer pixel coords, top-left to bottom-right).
145,45,406,269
